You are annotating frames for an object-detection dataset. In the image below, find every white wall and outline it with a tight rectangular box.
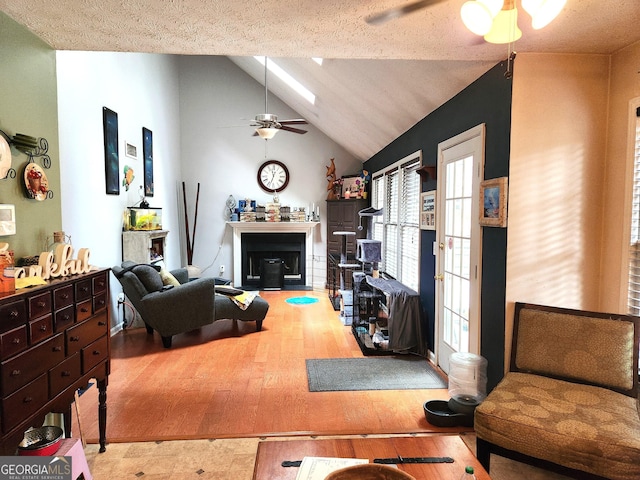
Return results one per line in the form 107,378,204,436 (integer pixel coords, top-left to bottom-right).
506,52,611,363
56,52,360,330
56,51,183,328
177,56,360,289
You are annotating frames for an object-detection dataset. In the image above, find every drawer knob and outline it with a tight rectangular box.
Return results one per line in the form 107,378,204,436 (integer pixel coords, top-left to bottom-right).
39,324,47,332
97,300,105,307
80,307,89,313
62,293,70,299
53,346,62,352
11,369,21,376
93,350,101,355
9,310,19,318
62,314,71,321
70,336,80,342
98,321,106,326
23,396,33,403
11,337,20,345
81,287,89,293
37,300,46,307
62,371,71,377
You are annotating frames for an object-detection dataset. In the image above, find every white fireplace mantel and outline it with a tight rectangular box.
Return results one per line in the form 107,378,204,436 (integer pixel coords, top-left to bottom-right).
227,221,320,287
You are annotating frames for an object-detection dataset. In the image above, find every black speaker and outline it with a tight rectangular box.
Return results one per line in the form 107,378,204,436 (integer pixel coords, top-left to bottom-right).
260,258,284,290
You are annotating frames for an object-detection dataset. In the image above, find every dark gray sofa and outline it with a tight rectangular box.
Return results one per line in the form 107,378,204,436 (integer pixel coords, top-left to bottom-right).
113,261,268,348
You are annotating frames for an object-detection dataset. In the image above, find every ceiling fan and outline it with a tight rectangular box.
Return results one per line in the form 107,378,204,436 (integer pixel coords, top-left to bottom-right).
251,57,308,139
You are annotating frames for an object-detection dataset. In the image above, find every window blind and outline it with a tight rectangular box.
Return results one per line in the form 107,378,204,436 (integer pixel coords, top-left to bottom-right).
628,107,640,315
371,157,420,290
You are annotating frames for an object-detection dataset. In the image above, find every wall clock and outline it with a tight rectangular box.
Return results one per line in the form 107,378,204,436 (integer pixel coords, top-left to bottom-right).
257,160,289,193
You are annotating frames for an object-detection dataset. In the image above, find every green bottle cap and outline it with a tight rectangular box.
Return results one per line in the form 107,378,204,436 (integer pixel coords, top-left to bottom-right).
465,466,474,474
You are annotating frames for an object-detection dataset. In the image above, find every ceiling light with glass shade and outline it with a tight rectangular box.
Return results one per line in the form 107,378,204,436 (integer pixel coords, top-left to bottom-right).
461,0,566,44
255,127,279,139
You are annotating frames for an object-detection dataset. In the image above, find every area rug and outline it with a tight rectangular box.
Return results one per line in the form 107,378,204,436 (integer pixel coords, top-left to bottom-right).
306,357,447,392
285,296,319,305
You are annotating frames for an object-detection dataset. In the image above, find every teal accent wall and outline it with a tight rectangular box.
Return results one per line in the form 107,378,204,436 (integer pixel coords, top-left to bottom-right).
364,60,513,390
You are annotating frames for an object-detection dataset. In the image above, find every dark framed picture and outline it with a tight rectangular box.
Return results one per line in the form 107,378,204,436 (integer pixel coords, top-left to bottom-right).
480,177,508,227
102,107,119,195
142,127,154,197
420,190,436,230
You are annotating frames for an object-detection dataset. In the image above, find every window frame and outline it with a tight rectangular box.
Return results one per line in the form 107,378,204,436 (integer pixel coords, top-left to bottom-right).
371,151,422,292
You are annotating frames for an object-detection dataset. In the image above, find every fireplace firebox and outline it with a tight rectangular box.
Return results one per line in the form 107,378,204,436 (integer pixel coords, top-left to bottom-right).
241,233,306,288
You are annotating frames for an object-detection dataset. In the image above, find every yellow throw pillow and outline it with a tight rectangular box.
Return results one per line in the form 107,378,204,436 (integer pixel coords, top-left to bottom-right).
159,268,180,287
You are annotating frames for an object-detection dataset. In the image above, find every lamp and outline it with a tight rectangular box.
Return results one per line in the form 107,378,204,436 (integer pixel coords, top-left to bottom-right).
484,6,522,44
256,127,278,139
461,0,565,44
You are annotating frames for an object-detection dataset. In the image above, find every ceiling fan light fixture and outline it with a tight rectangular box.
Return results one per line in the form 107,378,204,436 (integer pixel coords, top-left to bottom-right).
256,127,279,139
483,7,522,44
461,1,494,35
522,0,566,29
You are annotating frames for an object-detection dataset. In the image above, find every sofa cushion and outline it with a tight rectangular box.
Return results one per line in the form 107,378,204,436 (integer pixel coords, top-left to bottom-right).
132,265,163,293
475,372,640,480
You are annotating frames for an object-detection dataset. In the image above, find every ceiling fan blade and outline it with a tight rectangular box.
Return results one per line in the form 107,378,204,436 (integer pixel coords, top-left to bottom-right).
279,119,308,125
366,0,446,25
279,125,308,134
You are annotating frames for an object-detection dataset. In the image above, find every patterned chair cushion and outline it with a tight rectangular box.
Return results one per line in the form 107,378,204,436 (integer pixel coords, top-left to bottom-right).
475,372,640,480
515,309,636,392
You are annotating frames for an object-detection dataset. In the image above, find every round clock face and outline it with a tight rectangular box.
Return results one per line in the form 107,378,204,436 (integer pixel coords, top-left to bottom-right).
257,160,289,192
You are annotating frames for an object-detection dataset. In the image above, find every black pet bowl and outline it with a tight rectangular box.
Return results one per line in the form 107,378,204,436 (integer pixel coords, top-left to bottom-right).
423,400,474,427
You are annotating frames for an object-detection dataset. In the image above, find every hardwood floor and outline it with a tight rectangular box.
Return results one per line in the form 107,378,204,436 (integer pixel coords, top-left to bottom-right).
77,290,469,444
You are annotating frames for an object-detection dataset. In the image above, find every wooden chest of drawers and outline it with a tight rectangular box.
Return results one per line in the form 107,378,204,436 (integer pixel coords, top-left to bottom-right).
0,268,110,454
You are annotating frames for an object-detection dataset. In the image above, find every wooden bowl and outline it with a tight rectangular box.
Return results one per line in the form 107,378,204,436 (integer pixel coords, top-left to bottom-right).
324,464,416,480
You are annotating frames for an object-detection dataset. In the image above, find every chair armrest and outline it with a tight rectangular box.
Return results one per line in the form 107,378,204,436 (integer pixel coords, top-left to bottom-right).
141,277,216,334
170,268,189,284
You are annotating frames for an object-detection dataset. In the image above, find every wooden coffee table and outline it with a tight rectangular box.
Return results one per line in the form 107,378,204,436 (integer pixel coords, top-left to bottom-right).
252,434,491,479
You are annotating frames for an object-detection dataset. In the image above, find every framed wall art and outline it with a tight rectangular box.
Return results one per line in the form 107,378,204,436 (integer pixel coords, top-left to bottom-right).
142,127,154,197
480,177,508,227
102,107,119,195
420,190,436,230
341,175,360,198
124,141,137,159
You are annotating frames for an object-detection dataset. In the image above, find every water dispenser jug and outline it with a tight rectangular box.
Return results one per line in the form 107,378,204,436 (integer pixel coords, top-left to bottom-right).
447,352,488,414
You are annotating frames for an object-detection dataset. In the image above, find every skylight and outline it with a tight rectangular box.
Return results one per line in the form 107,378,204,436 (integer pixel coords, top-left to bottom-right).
254,56,316,105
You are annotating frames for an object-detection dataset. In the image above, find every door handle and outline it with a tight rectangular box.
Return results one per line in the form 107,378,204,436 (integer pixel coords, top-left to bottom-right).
434,273,444,281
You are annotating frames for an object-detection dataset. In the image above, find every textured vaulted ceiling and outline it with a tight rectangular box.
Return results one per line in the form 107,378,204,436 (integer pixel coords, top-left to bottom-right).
1,0,639,160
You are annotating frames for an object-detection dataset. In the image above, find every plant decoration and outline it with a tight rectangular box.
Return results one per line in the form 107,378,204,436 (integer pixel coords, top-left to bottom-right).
356,169,370,198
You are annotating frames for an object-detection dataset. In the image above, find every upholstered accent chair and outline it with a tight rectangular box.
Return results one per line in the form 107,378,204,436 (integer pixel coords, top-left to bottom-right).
474,303,640,480
113,261,268,348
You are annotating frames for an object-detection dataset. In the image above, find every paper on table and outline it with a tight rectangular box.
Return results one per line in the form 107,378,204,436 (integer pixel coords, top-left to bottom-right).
295,457,369,480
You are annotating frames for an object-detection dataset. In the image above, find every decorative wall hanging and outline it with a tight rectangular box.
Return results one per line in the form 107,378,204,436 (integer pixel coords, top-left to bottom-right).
122,165,135,191
102,107,119,195
142,127,154,197
23,163,49,201
124,141,137,159
479,177,508,227
0,134,12,180
420,190,436,230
